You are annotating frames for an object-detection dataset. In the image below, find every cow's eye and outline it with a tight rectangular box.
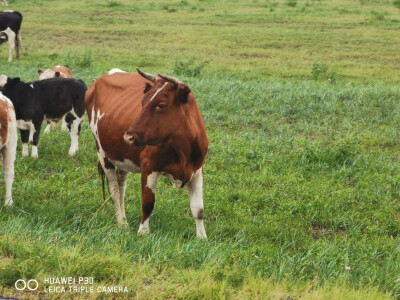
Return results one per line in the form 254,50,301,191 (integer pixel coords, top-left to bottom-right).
156,103,168,110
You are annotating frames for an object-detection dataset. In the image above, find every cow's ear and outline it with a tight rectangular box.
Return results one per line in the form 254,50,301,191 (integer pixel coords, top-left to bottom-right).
8,77,20,85
55,72,61,77
175,84,191,105
38,70,43,75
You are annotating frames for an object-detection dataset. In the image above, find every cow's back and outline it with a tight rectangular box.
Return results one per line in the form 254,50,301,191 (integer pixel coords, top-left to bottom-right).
0,11,22,33
86,72,151,163
33,78,87,117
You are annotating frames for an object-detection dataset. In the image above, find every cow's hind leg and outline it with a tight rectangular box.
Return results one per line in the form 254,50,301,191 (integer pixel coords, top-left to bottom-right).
20,129,29,157
2,144,15,206
61,118,67,131
117,169,128,222
138,170,159,235
31,119,43,158
17,31,22,54
187,168,207,238
99,156,127,225
7,30,15,62
65,112,81,156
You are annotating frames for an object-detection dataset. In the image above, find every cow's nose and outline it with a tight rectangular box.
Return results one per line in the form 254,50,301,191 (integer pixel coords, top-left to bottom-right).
123,131,137,145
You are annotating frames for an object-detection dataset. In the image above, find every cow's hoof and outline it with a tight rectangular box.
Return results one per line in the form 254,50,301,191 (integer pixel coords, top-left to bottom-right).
5,197,13,207
44,126,51,134
196,233,207,239
68,148,78,156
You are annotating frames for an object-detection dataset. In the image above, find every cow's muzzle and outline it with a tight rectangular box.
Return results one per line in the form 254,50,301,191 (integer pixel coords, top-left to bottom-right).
123,131,145,146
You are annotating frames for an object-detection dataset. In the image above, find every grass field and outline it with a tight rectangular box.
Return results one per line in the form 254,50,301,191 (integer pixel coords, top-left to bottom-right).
0,0,399,299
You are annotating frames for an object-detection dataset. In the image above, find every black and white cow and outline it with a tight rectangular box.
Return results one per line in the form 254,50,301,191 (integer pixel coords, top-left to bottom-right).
0,11,22,62
0,75,87,158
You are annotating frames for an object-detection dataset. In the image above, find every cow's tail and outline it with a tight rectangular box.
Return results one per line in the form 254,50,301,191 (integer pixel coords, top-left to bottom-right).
98,160,106,202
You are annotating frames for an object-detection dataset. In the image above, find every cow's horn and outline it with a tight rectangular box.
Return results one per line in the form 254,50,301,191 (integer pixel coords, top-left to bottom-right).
137,68,156,83
158,74,181,85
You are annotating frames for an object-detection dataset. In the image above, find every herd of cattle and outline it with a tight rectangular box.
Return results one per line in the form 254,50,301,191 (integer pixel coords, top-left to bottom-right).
0,11,208,238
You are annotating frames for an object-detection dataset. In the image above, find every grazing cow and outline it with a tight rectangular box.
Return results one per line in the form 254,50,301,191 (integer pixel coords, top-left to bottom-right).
1,1,8,7
0,75,87,158
0,92,16,206
0,11,22,62
85,69,208,238
38,64,74,133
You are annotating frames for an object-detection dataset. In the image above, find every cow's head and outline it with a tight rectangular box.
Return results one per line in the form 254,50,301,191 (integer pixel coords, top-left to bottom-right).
38,69,64,80
0,75,20,90
124,69,192,146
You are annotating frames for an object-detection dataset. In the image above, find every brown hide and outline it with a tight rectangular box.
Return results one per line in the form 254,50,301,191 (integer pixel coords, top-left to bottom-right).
85,72,149,167
85,71,208,236
0,100,9,145
51,65,73,78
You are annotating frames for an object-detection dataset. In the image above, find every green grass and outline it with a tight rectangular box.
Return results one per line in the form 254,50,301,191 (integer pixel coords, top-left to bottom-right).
0,0,399,299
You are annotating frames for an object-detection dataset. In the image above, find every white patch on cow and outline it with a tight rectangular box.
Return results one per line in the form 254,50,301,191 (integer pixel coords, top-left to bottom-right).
38,69,56,80
31,145,38,158
66,109,81,156
187,168,207,238
138,218,150,235
22,143,28,157
110,158,141,173
4,10,13,13
146,172,159,194
0,75,8,87
56,65,61,68
30,84,34,89
89,106,104,150
107,68,126,75
149,82,168,102
16,119,36,142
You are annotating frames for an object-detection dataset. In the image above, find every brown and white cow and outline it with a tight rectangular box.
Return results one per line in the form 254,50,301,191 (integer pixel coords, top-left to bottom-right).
0,92,16,206
85,69,208,238
38,64,73,80
38,64,74,133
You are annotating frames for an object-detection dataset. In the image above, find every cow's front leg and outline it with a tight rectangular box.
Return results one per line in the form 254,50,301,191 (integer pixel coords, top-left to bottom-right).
138,170,159,235
31,120,42,158
187,168,207,238
100,156,127,225
19,129,29,157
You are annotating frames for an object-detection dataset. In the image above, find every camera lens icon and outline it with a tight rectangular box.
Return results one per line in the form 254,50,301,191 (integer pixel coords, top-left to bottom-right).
15,279,39,291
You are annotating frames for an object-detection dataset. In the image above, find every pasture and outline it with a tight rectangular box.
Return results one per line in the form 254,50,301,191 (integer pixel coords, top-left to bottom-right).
0,0,400,299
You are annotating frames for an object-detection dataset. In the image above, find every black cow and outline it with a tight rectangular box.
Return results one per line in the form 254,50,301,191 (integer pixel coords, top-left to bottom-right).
0,11,22,62
0,75,87,158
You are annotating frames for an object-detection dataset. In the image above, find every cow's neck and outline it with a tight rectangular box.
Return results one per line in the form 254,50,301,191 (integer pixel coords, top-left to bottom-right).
161,132,206,184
